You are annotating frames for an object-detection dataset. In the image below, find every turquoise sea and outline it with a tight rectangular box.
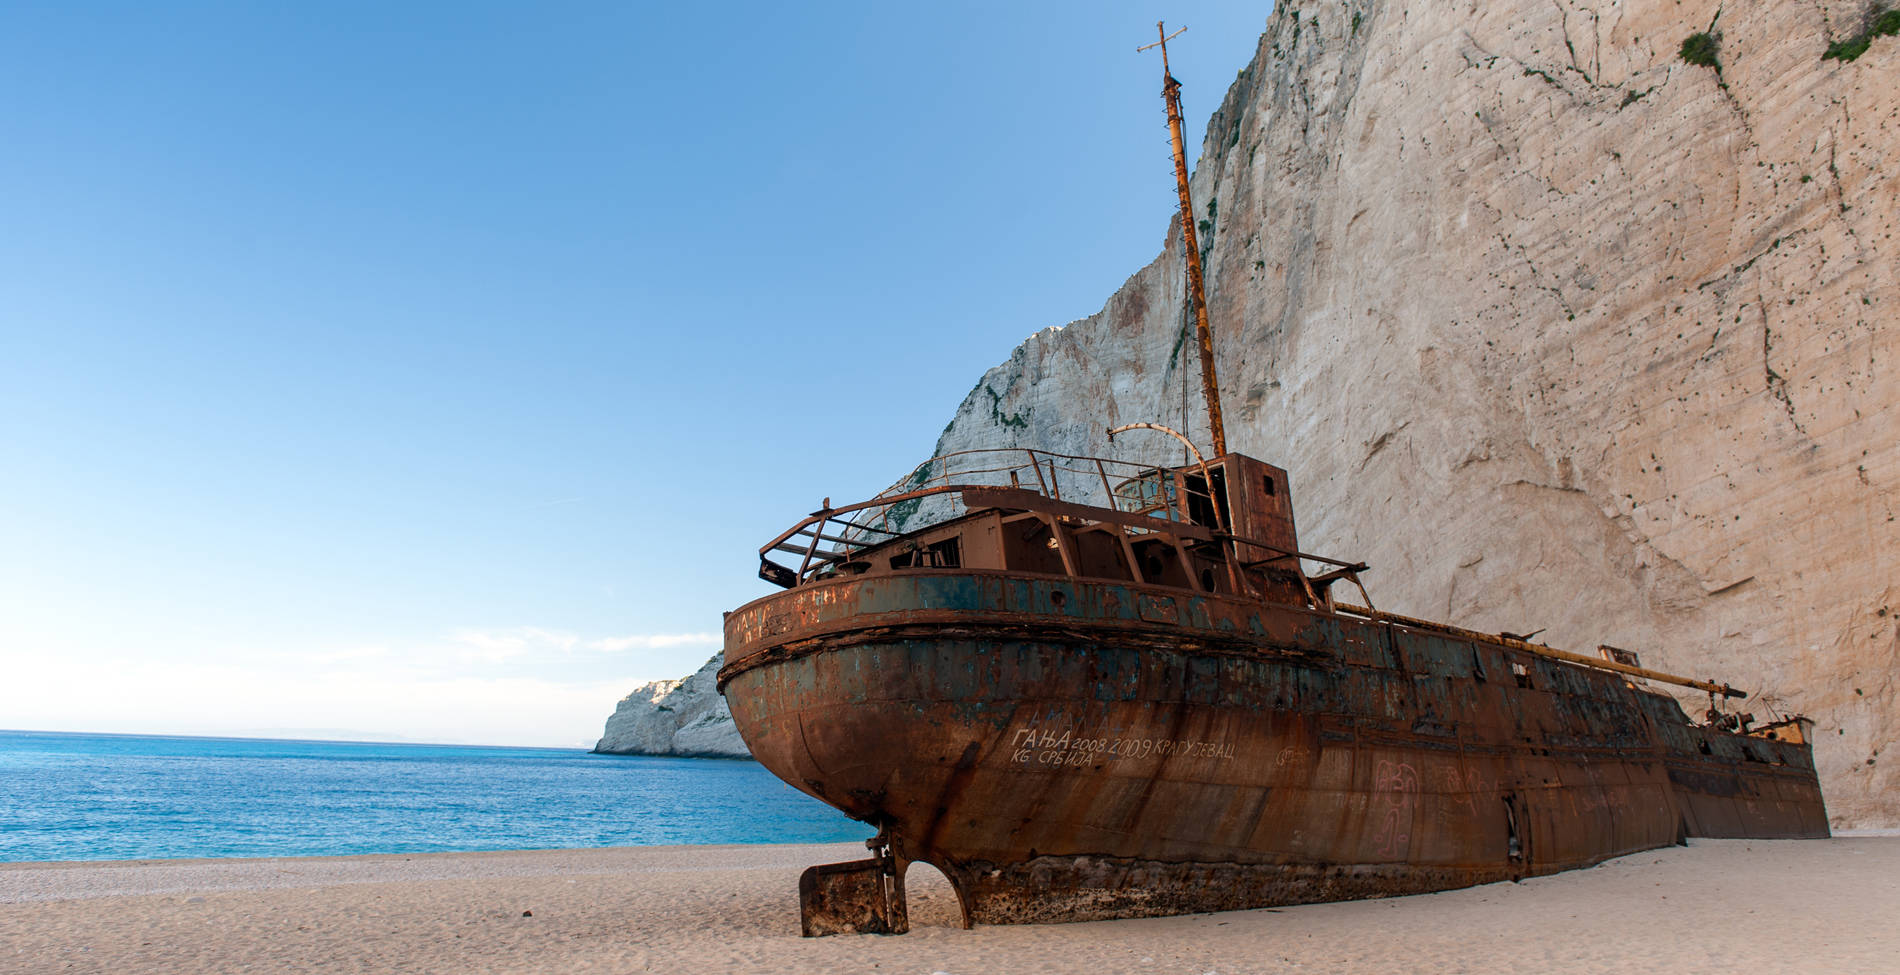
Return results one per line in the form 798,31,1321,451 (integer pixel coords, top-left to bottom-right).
0,730,872,863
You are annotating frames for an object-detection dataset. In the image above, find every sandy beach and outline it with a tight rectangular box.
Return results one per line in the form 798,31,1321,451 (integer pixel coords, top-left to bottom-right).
3,837,1894,975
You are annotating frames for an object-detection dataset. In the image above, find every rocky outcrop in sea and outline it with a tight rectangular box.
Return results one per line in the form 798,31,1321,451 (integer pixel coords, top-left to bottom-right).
592,654,747,758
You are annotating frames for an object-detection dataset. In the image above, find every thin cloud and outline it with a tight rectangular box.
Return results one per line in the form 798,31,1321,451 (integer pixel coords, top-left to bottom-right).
297,644,391,665
447,627,718,660
450,627,581,661
0,628,722,747
586,632,720,652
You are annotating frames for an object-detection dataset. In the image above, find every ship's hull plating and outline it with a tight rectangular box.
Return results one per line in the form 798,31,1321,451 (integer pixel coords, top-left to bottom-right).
719,571,1828,925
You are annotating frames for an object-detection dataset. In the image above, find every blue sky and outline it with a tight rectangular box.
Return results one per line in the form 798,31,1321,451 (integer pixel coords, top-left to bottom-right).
0,1,1272,746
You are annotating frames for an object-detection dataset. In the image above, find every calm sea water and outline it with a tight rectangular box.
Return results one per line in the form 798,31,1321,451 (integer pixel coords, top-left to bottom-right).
0,730,872,862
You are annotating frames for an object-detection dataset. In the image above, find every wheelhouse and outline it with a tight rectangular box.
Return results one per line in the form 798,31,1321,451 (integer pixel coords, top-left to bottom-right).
755,447,1362,609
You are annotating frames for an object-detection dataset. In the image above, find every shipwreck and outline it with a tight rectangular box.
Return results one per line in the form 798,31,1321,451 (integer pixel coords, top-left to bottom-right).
715,24,1827,935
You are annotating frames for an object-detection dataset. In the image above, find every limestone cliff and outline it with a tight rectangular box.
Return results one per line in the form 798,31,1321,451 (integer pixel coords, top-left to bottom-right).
928,1,1897,827
592,655,747,758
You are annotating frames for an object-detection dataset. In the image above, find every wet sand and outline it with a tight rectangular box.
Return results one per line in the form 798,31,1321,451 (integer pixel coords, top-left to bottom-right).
3,836,1894,975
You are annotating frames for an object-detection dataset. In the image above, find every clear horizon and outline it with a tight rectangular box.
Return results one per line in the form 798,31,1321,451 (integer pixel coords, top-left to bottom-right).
0,2,1275,747
1,725,587,749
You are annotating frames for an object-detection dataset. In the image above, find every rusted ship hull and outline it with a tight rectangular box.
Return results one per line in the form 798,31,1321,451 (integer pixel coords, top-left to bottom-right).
720,570,1827,926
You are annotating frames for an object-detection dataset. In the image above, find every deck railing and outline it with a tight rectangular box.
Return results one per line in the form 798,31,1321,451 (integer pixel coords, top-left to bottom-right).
757,447,1220,587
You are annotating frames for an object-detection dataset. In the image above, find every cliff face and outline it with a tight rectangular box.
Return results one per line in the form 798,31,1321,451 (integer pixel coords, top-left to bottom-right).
592,655,747,758
929,1,1897,827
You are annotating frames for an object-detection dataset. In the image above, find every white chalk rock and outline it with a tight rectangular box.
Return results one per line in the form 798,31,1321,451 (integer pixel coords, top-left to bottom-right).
592,654,748,759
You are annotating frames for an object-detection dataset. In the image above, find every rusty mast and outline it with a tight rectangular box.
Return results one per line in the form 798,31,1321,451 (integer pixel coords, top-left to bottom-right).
1140,21,1227,457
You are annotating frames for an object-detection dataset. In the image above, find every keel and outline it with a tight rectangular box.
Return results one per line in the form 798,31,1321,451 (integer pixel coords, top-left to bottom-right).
798,842,907,937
